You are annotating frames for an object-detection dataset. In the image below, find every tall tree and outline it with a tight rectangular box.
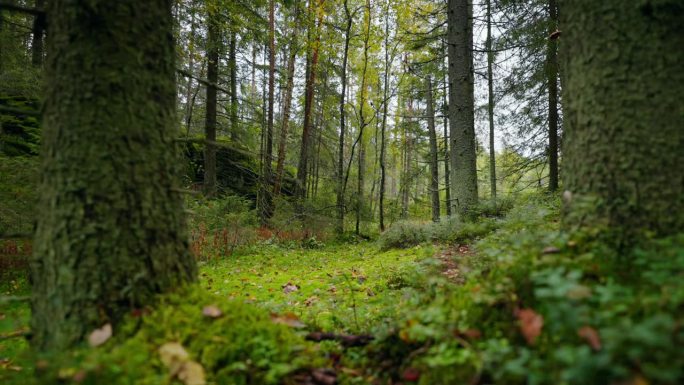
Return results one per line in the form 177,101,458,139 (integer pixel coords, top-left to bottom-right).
31,0,197,351
336,0,352,234
30,0,45,67
546,0,559,192
274,2,299,197
355,0,372,235
447,0,478,213
378,0,391,231
486,0,496,200
296,0,324,206
229,31,239,140
203,3,220,197
426,76,440,222
560,0,684,238
260,0,276,224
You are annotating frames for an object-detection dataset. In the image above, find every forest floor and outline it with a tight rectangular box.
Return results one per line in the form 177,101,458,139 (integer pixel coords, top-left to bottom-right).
2,194,683,385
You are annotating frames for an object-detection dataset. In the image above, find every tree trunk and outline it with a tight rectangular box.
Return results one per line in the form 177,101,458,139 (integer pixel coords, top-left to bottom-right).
447,0,478,213
229,31,239,141
273,9,298,197
259,0,276,225
30,0,45,67
378,5,391,231
442,53,452,217
296,0,324,207
560,0,684,238
355,0,371,235
547,0,559,192
203,6,219,197
486,0,496,201
426,77,440,222
31,0,197,351
336,0,351,234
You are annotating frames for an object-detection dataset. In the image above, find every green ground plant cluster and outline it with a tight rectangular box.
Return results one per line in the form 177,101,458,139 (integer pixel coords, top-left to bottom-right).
2,193,683,385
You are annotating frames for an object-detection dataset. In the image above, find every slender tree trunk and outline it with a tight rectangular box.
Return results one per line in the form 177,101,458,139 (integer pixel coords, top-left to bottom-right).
32,0,196,351
547,0,559,192
203,6,220,197
560,0,684,239
486,0,496,200
184,0,197,134
296,0,324,208
442,59,452,216
30,0,45,67
378,7,390,231
229,31,239,141
355,0,371,235
447,0,478,213
273,7,298,197
336,0,352,234
426,76,440,222
259,0,276,225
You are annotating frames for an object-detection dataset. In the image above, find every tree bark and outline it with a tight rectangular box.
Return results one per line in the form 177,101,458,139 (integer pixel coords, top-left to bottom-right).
259,0,276,225
426,76,440,222
30,0,45,67
560,0,684,239
336,0,351,234
296,0,324,207
203,5,219,197
447,0,478,213
442,53,451,217
547,0,559,192
229,31,239,141
486,0,496,200
273,4,299,197
32,0,196,351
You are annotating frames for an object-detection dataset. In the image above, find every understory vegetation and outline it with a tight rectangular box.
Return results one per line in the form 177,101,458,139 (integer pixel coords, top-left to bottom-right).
3,193,682,384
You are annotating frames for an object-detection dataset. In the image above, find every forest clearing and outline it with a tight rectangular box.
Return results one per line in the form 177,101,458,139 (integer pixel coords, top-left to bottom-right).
1,0,682,384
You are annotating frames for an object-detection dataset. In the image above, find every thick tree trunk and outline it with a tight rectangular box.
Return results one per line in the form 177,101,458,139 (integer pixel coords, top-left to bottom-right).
547,0,559,192
426,77,440,222
447,0,478,213
486,0,496,200
203,7,219,197
31,0,197,351
560,0,684,238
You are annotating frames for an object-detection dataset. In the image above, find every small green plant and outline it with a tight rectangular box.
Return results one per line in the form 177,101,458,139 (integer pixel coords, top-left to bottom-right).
377,221,431,250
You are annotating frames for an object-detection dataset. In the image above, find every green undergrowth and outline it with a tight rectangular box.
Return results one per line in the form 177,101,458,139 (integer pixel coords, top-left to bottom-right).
364,194,684,385
5,287,327,385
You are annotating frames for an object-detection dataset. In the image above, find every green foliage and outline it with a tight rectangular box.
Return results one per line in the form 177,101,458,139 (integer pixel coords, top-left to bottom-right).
0,156,38,235
11,287,319,385
369,194,684,385
377,221,431,250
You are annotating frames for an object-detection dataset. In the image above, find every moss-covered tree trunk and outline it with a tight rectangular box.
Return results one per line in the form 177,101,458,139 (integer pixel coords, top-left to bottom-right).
560,0,684,237
31,0,197,351
546,0,559,192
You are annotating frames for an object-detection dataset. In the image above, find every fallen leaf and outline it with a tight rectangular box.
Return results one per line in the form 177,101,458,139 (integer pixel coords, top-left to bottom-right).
282,282,299,294
304,296,319,306
271,312,306,328
542,246,561,254
178,360,206,385
88,323,112,347
578,326,601,350
159,342,190,374
311,368,337,385
202,305,222,318
516,308,543,345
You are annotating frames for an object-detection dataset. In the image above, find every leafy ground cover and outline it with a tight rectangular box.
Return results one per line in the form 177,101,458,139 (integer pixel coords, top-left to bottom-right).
2,194,683,385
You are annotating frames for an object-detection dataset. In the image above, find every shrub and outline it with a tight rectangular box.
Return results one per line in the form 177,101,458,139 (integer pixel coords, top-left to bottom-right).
377,221,431,250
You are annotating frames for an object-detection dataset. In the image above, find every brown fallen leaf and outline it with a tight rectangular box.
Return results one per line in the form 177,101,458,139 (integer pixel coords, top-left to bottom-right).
311,368,337,385
271,312,306,328
515,308,543,345
542,246,561,254
88,323,112,347
202,305,222,318
304,296,319,306
578,326,602,351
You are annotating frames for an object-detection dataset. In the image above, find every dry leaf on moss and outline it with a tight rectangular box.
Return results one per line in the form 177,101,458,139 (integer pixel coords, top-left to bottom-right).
88,323,112,347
